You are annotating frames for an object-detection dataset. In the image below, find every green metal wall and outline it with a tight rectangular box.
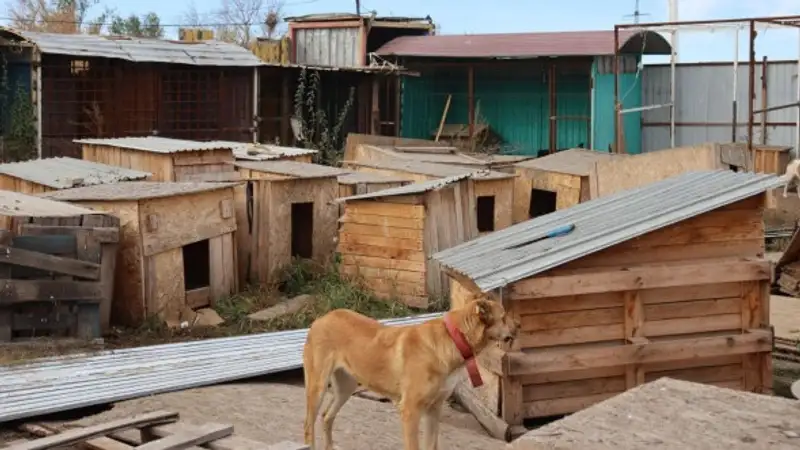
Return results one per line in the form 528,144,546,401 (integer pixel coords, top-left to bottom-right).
400,64,590,155
591,56,642,154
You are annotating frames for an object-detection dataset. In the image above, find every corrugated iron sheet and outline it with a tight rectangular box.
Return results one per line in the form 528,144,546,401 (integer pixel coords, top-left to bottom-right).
0,157,151,189
233,160,348,179
74,137,234,154
3,29,264,66
433,170,783,292
212,141,318,161
40,181,238,202
0,313,441,423
337,173,472,202
376,30,670,59
347,158,513,180
0,190,101,217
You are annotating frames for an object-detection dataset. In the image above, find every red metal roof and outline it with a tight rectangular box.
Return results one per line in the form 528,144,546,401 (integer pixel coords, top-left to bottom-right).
375,30,671,59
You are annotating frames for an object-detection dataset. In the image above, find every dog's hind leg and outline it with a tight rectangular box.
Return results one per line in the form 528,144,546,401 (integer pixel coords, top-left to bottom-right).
399,400,423,450
303,345,329,449
322,369,358,450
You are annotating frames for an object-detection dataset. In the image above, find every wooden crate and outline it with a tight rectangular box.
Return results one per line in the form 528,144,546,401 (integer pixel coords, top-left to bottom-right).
338,176,478,307
0,194,120,340
446,191,773,424
751,144,792,175
78,137,235,182
40,182,238,327
512,149,628,223
343,158,515,235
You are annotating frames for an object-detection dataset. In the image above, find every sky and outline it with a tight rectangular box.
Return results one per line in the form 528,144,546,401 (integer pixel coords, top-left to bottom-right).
6,0,800,63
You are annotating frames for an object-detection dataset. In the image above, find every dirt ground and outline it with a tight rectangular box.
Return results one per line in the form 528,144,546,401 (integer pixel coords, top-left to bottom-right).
61,372,507,450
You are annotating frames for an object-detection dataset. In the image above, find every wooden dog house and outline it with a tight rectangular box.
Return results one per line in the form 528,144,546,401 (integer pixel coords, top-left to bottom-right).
0,157,151,195
337,175,478,307
77,137,235,182
41,182,238,327
348,143,488,169
337,172,412,198
750,144,792,175
0,190,120,339
222,160,345,284
343,158,515,235
213,141,318,163
512,149,627,223
434,170,779,425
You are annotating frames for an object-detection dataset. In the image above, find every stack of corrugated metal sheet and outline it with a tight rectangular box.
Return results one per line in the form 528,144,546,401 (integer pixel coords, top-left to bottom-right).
0,313,441,423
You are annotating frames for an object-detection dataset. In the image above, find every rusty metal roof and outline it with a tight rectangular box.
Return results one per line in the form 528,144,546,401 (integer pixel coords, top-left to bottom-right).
233,160,348,178
210,141,318,161
0,157,151,189
515,149,629,176
376,30,672,59
40,181,237,201
0,28,264,66
337,173,472,202
74,137,234,154
433,171,783,292
0,190,102,217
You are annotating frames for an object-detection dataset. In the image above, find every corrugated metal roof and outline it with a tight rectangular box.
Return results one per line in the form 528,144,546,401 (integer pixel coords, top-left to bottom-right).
375,30,672,59
337,171,413,185
40,181,237,202
0,312,441,423
74,137,234,154
0,157,151,189
433,170,783,292
345,158,514,180
209,141,318,161
1,28,264,67
515,148,628,176
383,146,487,166
337,173,471,202
233,160,348,178
0,190,101,217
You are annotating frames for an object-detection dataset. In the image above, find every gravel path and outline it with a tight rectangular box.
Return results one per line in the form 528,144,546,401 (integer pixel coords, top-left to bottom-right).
71,377,507,450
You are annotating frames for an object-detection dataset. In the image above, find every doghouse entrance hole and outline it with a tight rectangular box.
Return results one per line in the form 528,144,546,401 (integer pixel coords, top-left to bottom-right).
477,195,496,232
183,239,210,290
729,164,740,172
291,202,314,259
529,188,557,218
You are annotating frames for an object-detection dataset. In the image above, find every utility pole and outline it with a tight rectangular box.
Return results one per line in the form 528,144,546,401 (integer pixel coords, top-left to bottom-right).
356,0,361,16
623,0,650,24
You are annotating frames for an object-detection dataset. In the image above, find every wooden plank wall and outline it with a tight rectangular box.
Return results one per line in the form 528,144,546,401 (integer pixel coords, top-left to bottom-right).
339,198,428,307
343,133,450,161
474,178,514,233
171,149,236,181
512,167,582,224
751,146,791,175
500,195,772,421
82,144,173,181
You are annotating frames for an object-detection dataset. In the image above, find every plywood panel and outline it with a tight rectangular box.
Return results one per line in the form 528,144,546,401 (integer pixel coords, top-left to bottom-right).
474,178,514,231
145,247,185,324
82,144,172,182
139,188,237,256
209,232,237,303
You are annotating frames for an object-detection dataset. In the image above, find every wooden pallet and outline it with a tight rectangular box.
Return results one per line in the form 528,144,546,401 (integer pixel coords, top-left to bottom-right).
1,410,308,450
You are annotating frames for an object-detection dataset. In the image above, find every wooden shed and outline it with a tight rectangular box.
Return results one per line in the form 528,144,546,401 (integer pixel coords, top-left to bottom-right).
0,157,151,195
212,141,318,163
337,175,478,307
77,137,235,182
343,158,515,235
433,170,779,426
512,148,627,223
0,191,120,339
220,160,346,285
41,182,238,327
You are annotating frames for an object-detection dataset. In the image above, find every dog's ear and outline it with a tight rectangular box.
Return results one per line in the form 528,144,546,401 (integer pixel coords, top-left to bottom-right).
474,299,493,325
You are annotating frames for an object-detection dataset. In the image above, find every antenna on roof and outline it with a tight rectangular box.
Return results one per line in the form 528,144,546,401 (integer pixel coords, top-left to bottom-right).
355,0,361,16
623,0,650,24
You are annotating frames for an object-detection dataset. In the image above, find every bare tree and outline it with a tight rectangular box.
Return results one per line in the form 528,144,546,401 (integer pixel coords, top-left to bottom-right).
181,1,208,27
7,0,98,33
213,0,284,47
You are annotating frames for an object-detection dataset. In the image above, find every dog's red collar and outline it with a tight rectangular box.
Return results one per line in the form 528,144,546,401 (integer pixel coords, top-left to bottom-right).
443,313,483,388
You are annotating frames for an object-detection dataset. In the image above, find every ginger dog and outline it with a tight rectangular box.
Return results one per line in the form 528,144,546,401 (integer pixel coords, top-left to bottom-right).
783,158,800,199
303,298,519,450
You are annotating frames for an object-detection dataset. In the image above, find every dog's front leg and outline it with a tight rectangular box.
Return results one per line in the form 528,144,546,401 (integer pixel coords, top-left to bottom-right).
420,403,444,450
400,401,423,450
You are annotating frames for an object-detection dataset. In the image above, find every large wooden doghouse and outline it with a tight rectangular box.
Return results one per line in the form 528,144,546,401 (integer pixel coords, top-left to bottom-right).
343,158,515,234
434,170,779,426
77,137,235,182
337,175,478,307
512,149,627,223
0,190,120,340
0,157,151,195
225,160,345,284
41,182,238,327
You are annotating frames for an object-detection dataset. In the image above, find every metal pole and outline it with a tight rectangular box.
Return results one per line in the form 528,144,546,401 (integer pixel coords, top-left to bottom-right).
732,27,739,142
613,26,620,153
669,44,676,148
252,67,260,143
747,20,756,153
34,50,42,158
796,29,800,156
